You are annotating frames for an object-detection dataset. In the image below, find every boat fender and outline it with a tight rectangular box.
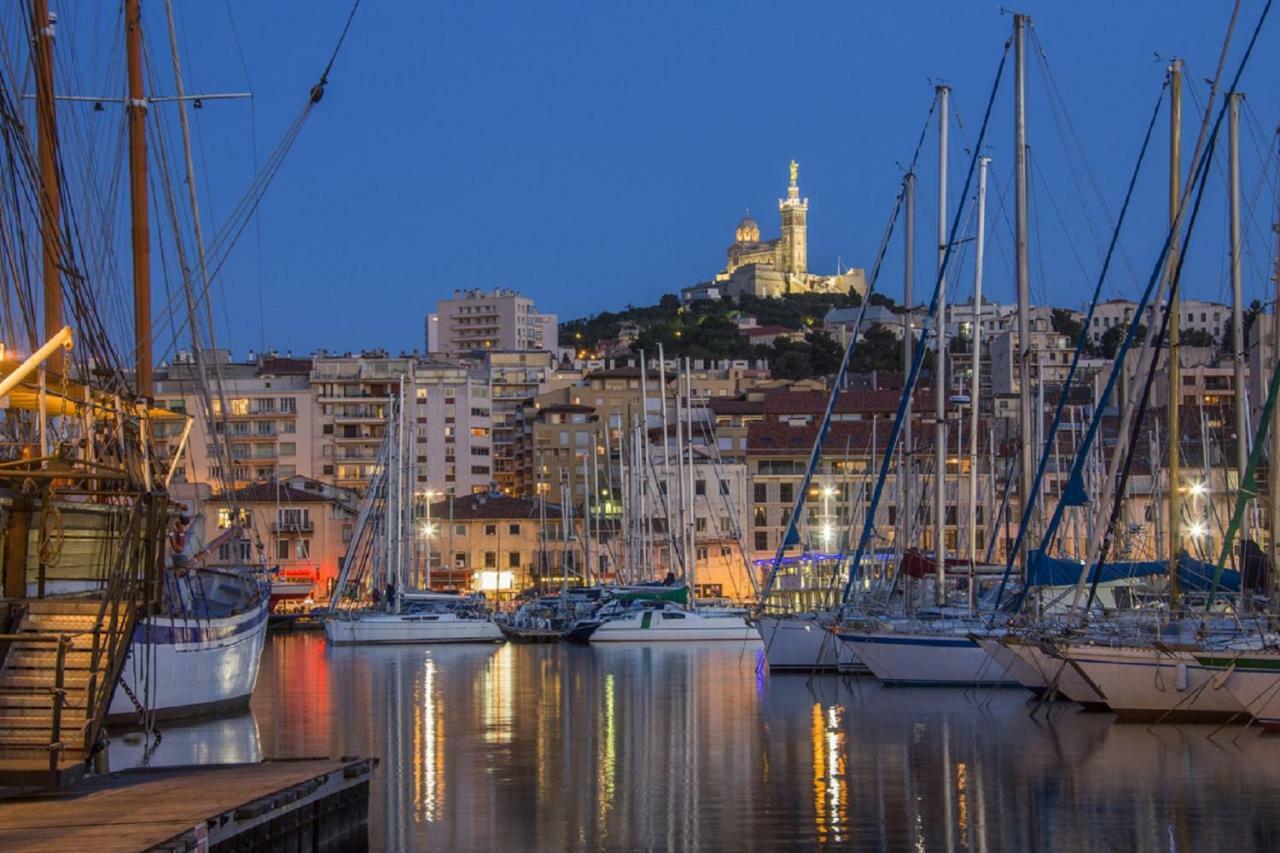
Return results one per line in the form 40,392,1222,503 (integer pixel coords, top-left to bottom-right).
1175,662,1189,692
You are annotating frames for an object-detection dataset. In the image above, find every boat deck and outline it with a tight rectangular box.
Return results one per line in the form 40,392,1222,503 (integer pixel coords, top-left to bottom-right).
0,756,377,852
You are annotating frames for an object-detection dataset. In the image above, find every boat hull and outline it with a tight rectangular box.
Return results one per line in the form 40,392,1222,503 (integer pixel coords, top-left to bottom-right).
997,638,1110,709
108,595,270,725
325,614,504,645
835,630,1020,687
1193,652,1280,728
1062,644,1246,723
590,612,760,643
758,614,858,671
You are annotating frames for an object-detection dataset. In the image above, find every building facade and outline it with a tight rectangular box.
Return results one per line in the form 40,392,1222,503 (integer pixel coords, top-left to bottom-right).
427,288,557,354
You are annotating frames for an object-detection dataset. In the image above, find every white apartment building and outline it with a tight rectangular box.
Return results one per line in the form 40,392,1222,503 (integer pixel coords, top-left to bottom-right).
426,288,557,354
310,353,409,491
1089,298,1228,343
154,351,315,489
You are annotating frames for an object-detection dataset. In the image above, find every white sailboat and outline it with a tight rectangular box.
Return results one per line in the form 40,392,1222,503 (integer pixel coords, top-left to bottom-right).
324,378,501,645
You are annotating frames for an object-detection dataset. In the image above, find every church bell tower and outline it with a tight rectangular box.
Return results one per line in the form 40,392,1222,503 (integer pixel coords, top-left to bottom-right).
777,160,808,276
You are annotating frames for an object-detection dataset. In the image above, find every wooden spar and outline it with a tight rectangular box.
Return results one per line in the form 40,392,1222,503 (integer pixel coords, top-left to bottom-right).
1167,59,1183,608
32,0,62,374
126,0,151,398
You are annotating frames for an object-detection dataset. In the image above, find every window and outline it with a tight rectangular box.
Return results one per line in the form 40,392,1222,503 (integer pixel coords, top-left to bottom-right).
455,524,466,535
696,517,707,533
323,424,334,435
278,508,310,529
276,539,290,560
279,442,296,457
719,480,731,496
281,397,297,413
484,551,497,568
696,547,708,561
754,483,767,503
695,479,706,496
508,551,520,568
454,552,467,568
508,523,520,535
230,398,249,416
779,483,794,504
297,539,311,559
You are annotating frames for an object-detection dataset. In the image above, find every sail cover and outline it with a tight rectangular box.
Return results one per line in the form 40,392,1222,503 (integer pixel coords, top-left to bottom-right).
1026,550,1240,592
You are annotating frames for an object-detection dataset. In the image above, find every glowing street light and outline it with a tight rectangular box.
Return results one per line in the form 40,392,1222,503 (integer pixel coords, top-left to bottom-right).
1188,480,1207,498
1189,521,1207,540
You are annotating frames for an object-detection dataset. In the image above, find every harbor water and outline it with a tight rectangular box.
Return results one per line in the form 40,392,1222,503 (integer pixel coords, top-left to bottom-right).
111,633,1280,851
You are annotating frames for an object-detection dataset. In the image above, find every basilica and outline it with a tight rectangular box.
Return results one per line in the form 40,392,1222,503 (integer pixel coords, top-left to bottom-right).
683,162,867,302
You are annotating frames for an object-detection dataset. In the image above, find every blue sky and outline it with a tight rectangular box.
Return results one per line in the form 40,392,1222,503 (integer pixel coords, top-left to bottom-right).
48,1,1280,357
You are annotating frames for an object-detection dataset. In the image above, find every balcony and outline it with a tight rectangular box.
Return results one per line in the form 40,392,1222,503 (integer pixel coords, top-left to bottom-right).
271,520,315,534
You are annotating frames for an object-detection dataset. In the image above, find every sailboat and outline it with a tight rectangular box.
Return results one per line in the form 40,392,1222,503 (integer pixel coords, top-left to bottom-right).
324,378,502,645
588,354,758,644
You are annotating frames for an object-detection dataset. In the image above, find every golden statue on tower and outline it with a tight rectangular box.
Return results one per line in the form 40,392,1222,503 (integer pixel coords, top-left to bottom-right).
789,159,799,185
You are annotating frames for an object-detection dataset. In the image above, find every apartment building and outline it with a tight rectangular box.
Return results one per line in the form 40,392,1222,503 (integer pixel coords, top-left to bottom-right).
487,350,573,496
310,352,410,491
154,351,314,489
412,360,495,496
1089,298,1228,343
200,477,359,602
426,288,557,354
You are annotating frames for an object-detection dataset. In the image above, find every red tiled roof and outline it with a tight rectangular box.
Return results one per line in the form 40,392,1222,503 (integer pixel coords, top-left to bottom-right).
211,481,335,503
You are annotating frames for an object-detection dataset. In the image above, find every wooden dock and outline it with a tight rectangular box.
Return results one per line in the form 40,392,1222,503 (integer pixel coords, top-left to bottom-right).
0,756,377,852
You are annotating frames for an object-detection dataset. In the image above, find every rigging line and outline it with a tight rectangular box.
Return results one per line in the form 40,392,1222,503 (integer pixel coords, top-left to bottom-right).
991,76,1167,611
759,91,938,603
840,40,1012,605
1185,76,1279,293
1084,0,1270,614
1030,27,1142,288
221,0,266,351
147,0,363,363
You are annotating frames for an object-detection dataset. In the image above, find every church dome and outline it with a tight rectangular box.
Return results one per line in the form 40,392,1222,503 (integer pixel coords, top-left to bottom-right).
735,215,760,243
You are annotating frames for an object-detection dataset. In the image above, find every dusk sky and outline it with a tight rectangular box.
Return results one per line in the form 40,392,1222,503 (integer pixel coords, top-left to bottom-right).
49,1,1280,359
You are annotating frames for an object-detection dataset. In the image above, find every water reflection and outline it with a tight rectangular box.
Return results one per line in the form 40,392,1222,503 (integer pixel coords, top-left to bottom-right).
116,635,1280,851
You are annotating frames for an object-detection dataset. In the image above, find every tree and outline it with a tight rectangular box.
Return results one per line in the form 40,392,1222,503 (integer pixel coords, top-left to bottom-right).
1051,308,1084,343
1097,323,1146,359
848,324,903,373
1220,299,1264,356
1180,328,1217,349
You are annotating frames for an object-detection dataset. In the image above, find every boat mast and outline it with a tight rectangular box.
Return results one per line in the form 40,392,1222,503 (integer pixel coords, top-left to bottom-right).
1271,125,1280,608
967,156,989,612
1014,13,1034,565
581,451,592,586
126,0,151,397
1229,92,1248,552
1167,58,1183,608
900,172,915,558
685,358,697,608
32,0,62,373
933,83,949,605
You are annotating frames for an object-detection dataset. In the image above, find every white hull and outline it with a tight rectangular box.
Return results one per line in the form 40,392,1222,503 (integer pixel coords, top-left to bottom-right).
836,630,1020,687
758,614,858,671
325,613,503,645
1199,653,1280,729
591,610,760,643
1060,643,1245,722
109,596,269,723
997,639,1109,707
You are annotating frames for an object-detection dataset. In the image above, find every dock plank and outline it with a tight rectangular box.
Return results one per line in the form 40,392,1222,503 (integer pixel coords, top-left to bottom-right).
0,757,375,852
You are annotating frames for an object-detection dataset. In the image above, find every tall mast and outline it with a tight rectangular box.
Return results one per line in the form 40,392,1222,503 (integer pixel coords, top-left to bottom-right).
933,83,949,605
32,0,62,373
1167,59,1183,607
1014,13,1034,561
126,0,152,397
968,156,990,612
1271,125,1280,605
685,358,697,607
900,172,915,556
1229,93,1247,547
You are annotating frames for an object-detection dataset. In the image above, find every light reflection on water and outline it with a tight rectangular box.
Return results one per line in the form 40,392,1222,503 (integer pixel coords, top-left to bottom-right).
111,634,1280,851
